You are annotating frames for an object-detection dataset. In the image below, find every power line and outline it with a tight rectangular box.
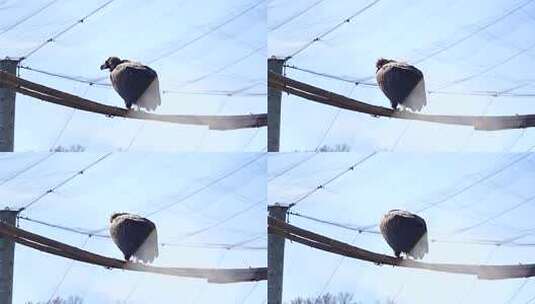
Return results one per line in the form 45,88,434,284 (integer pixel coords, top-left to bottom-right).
177,199,264,241
19,152,112,211
287,151,377,208
18,215,266,250
22,0,116,60
269,0,326,32
0,152,56,187
416,152,533,213
435,39,535,90
268,153,318,182
413,0,535,64
289,210,535,248
19,65,111,87
144,153,266,217
148,0,265,64
286,0,381,60
177,45,265,88
286,64,535,98
0,0,60,36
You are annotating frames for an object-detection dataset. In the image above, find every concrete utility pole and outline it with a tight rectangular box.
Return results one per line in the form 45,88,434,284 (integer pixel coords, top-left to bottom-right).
267,57,285,152
0,58,19,152
0,209,19,304
268,204,288,304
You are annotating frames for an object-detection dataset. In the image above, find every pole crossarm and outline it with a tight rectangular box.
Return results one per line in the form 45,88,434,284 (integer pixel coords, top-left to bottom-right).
268,71,535,131
0,221,266,283
0,70,267,130
268,217,535,280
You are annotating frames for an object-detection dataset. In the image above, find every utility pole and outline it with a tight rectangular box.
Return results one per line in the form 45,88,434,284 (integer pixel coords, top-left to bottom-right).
0,209,19,304
267,57,285,152
0,58,19,152
268,204,288,304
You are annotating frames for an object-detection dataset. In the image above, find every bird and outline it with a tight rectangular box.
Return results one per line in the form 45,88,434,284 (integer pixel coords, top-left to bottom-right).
109,213,159,263
100,56,161,111
376,58,427,112
379,209,428,259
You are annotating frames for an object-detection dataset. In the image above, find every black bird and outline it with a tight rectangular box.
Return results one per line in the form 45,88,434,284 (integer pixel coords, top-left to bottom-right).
376,58,427,112
109,213,159,263
100,57,161,111
379,209,428,259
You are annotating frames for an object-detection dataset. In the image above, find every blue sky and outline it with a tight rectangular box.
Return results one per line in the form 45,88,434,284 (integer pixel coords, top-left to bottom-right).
0,152,266,303
0,0,266,152
269,152,535,303
268,0,535,152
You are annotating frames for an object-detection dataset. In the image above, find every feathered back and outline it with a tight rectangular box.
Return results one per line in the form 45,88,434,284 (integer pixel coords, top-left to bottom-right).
380,209,428,259
109,213,159,263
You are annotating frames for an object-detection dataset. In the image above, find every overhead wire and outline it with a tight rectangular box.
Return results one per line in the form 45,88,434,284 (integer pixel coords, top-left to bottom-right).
269,0,326,32
0,152,56,187
286,151,377,208
148,0,265,64
285,0,382,60
18,215,266,250
22,0,116,60
0,0,61,36
19,152,112,211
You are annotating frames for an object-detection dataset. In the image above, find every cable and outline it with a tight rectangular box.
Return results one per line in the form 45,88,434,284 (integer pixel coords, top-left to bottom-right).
413,0,535,65
177,46,265,88
268,153,318,182
46,236,91,303
22,0,116,60
505,278,530,304
436,39,535,90
289,211,535,248
177,200,264,241
148,0,265,64
19,65,111,87
450,193,535,236
144,153,266,217
287,151,377,208
287,64,535,98
0,0,60,36
18,215,266,250
269,0,326,32
286,0,381,60
416,152,533,213
19,152,112,210
0,152,56,187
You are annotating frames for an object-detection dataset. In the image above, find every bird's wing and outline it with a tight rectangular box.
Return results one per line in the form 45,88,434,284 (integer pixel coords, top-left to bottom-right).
110,62,158,106
377,63,424,108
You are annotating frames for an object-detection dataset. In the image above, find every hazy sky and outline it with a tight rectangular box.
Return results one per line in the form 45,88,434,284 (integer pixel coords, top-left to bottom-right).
268,0,535,152
0,152,266,304
0,0,266,152
269,152,535,303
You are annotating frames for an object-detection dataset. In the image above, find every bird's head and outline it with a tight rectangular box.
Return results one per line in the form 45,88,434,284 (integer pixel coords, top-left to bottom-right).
109,212,128,223
100,56,122,71
376,58,395,71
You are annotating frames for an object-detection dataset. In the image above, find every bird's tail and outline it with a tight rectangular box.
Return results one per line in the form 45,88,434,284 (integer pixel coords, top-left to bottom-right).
136,77,162,112
404,78,427,112
409,232,429,259
133,229,159,263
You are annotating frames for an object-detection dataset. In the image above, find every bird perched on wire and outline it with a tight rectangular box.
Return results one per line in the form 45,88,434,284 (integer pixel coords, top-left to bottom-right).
376,58,427,112
379,209,428,259
100,56,161,111
109,213,159,263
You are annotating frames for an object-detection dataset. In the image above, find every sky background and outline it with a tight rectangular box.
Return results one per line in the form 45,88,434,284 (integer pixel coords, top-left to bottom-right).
0,152,266,304
269,152,535,304
0,0,266,152
269,0,535,152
